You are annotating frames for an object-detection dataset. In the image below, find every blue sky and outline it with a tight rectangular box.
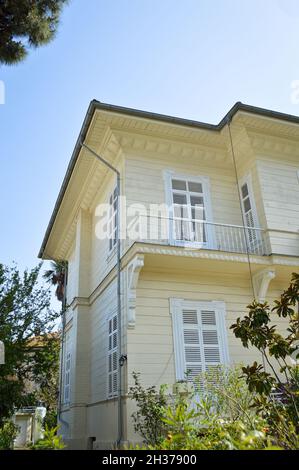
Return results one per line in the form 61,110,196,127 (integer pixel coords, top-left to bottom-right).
1,0,299,276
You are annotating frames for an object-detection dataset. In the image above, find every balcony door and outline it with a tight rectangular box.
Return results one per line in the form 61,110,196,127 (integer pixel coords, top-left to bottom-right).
165,172,214,248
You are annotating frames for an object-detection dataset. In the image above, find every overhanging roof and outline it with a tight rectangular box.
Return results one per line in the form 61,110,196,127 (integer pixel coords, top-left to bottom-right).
38,100,299,259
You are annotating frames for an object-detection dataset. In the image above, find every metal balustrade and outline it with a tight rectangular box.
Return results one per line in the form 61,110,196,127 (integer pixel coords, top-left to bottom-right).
126,214,270,256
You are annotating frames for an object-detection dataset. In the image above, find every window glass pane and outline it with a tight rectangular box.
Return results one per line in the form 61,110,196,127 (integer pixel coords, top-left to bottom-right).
241,184,248,199
243,197,251,213
174,205,188,219
172,179,187,191
190,196,204,207
192,207,204,221
188,182,203,193
174,219,191,241
173,193,187,205
193,221,207,242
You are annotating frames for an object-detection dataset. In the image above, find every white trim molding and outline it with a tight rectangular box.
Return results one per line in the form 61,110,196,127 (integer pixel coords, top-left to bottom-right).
253,268,276,302
127,254,144,329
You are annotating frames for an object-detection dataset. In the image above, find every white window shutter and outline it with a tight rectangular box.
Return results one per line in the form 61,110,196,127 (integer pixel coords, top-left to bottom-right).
182,309,203,382
108,314,118,397
64,350,71,403
171,300,229,385
200,309,221,379
240,175,260,248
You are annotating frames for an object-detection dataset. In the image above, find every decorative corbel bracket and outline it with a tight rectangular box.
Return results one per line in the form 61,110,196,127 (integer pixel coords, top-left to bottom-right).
127,254,144,329
253,268,276,302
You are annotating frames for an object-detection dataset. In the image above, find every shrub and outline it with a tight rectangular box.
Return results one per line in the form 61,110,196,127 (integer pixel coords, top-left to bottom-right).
0,421,19,450
231,273,299,449
129,372,168,446
129,366,285,450
29,425,65,450
43,409,57,430
157,402,273,450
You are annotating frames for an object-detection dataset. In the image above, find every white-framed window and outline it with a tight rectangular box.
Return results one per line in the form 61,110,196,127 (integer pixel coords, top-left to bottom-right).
108,187,118,252
239,174,260,248
170,299,229,385
164,172,214,248
108,314,118,397
64,337,71,404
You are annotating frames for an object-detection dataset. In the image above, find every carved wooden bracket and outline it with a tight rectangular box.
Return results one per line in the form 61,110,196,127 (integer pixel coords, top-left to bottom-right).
127,255,144,329
253,268,276,302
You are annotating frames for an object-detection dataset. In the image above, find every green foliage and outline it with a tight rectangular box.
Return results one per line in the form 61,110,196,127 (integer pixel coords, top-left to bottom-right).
0,263,60,424
33,334,60,423
43,261,67,302
0,421,19,450
29,425,65,450
0,0,69,64
197,366,255,423
43,409,57,430
131,275,299,451
157,403,272,450
129,372,168,446
230,273,299,449
130,367,278,450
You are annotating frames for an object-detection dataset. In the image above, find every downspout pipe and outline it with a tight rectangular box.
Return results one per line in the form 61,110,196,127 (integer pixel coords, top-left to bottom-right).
58,264,70,431
80,141,123,448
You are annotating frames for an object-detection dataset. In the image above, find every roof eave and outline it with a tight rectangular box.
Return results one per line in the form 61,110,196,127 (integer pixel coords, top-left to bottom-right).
38,100,299,259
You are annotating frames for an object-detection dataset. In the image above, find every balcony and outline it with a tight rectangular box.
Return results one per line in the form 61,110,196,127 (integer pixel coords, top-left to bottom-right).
126,214,270,256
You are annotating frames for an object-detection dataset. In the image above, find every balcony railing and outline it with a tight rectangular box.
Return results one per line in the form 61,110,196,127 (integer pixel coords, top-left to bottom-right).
127,214,270,256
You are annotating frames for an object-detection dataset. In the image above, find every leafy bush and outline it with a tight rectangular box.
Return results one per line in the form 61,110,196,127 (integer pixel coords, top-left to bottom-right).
29,425,65,450
129,372,168,446
130,275,299,450
0,421,19,450
43,409,57,430
196,366,255,423
129,366,274,450
157,401,274,450
231,273,299,449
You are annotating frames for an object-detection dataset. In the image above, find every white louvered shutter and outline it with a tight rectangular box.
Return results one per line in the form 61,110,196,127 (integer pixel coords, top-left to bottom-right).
200,309,221,380
240,180,259,248
108,315,118,397
172,301,229,387
182,309,203,383
64,350,71,403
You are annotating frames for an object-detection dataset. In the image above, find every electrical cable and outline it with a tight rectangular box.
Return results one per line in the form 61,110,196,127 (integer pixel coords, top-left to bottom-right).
227,119,266,370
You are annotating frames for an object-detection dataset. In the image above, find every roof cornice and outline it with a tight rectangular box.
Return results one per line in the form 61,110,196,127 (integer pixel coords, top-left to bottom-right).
38,100,299,259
